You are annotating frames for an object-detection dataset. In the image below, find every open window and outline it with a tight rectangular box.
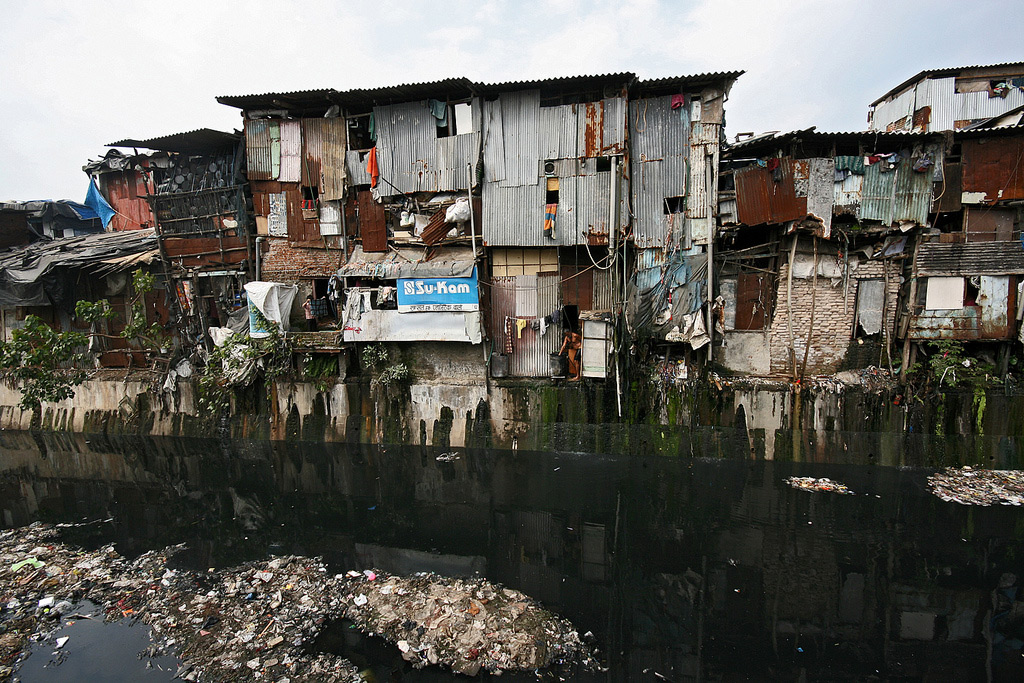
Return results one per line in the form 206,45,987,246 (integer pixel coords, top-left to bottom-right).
347,115,373,150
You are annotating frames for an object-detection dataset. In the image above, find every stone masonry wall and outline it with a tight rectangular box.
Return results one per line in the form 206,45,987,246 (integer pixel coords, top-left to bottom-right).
767,258,901,375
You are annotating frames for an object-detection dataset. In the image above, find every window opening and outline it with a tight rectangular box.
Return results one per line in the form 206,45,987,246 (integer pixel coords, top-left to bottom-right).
663,196,685,214
347,115,373,150
595,157,611,173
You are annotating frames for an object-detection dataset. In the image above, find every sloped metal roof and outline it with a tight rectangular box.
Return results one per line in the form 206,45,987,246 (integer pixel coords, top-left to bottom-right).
107,128,240,154
870,61,1024,106
917,241,1024,276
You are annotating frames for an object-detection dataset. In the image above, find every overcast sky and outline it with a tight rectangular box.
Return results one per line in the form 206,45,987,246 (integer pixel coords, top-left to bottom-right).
2,0,1022,202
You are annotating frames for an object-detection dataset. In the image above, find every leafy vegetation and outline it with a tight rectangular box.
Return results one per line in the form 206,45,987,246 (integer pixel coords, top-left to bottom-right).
302,353,339,394
197,329,293,414
0,316,88,410
360,343,409,387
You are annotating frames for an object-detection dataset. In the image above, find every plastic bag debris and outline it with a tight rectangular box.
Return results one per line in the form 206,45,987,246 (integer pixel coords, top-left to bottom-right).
928,466,1024,506
785,477,854,495
0,522,597,681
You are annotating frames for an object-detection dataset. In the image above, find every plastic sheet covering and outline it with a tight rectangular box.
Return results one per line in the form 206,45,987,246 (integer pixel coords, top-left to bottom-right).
244,281,298,334
924,277,964,310
856,279,884,335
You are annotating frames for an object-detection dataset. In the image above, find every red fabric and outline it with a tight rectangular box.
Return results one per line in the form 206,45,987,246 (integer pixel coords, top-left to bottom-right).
366,146,379,188
670,94,686,109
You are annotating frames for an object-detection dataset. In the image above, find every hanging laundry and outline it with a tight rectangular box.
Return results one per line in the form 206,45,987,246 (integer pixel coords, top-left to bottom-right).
368,112,376,142
670,94,686,110
366,147,379,188
504,317,515,353
544,203,557,239
766,158,781,172
539,317,548,336
864,155,881,166
428,99,449,127
515,318,527,339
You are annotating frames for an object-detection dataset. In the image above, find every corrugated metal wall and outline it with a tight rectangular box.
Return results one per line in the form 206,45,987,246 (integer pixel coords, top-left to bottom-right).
346,150,373,186
962,136,1024,202
244,120,274,180
482,181,546,246
373,101,478,194
279,121,301,182
301,118,347,201
490,273,561,377
858,154,933,225
629,95,690,248
497,91,540,188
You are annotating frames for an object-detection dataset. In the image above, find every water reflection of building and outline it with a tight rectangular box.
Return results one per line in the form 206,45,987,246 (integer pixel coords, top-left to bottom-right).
0,434,1020,679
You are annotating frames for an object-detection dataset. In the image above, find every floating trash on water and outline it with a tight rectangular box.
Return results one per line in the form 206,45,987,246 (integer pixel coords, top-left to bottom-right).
928,466,1024,506
435,452,460,462
785,477,854,495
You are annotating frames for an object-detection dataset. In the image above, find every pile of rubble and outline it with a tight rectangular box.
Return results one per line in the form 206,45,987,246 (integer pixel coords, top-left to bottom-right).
928,466,1024,506
0,522,597,680
785,477,855,495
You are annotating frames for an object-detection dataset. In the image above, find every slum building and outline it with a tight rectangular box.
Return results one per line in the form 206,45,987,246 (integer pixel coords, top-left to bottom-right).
87,129,253,354
482,72,740,383
217,72,741,389
715,129,944,377
868,61,1024,133
902,122,1024,373
217,79,482,380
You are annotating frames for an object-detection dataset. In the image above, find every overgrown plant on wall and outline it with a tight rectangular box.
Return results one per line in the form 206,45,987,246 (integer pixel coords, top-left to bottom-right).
302,354,339,394
0,316,88,410
360,344,409,387
198,329,293,414
75,269,170,353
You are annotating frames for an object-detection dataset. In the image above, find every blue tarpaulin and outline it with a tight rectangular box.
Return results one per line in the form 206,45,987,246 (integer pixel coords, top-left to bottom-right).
84,180,116,228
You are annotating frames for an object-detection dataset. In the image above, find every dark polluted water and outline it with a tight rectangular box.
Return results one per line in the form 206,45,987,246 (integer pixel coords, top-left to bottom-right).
1,429,1024,681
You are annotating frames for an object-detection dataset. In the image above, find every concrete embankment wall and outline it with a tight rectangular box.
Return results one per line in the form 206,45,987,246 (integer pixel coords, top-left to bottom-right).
2,343,1023,464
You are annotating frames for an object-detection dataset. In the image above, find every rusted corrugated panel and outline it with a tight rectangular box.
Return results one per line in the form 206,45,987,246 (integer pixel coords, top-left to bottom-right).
917,241,1024,275
489,274,560,377
346,150,373,186
601,97,626,155
635,248,666,291
582,100,605,157
419,207,449,246
858,163,896,223
320,118,347,201
482,181,546,246
962,137,1024,202
733,159,806,226
244,119,274,180
892,157,934,225
860,154,935,225
300,118,323,188
497,90,540,187
434,132,480,191
357,190,387,252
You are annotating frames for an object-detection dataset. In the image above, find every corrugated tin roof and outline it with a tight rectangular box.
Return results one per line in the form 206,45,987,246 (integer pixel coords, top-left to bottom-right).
107,129,240,154
917,241,1024,276
218,72,745,113
870,61,1024,107
726,127,937,157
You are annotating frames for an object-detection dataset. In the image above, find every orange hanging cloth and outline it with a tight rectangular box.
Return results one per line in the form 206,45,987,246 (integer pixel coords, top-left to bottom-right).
366,146,379,188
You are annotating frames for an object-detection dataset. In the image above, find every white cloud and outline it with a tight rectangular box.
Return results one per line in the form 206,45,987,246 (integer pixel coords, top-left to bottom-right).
1,0,1022,200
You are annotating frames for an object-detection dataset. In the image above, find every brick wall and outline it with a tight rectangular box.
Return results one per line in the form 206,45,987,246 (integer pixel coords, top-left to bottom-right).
261,238,343,281
766,259,901,376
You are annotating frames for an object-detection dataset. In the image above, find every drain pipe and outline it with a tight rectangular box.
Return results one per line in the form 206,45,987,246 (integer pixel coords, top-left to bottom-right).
255,236,266,281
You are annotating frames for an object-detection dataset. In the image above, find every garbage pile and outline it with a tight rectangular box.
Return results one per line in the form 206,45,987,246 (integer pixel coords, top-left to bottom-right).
785,477,855,495
0,522,597,680
928,466,1024,506
337,571,597,676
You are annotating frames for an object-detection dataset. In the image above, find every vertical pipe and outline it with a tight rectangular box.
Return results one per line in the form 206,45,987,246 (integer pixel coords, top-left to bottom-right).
467,163,477,258
705,154,715,365
787,234,797,380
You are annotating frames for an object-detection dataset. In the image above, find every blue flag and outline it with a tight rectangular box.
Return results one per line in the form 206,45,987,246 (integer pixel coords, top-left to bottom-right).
84,179,116,228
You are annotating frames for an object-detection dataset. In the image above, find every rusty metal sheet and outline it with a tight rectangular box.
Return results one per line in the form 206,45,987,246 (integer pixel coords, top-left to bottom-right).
419,207,449,246
962,136,1024,202
733,158,806,225
244,119,274,180
917,241,1024,275
300,118,322,188
357,190,387,252
101,172,154,231
965,206,1014,241
933,162,961,213
909,275,1014,340
301,118,346,200
582,100,604,158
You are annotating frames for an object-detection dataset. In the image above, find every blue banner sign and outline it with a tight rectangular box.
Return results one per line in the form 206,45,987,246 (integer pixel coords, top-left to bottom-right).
397,270,479,312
